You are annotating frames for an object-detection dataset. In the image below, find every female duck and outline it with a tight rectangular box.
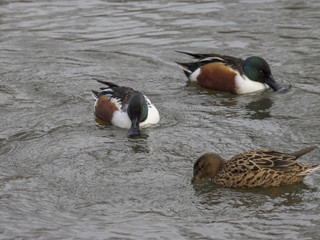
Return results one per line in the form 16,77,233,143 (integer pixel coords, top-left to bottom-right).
192,146,319,187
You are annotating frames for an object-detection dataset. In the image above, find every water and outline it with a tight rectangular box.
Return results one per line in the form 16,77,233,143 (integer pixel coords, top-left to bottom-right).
1,0,320,239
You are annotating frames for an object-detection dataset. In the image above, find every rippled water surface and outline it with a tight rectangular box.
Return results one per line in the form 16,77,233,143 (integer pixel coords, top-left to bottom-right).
1,0,320,239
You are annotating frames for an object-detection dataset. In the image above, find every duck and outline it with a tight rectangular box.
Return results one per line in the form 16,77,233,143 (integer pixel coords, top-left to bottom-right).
92,79,160,137
192,146,319,187
176,51,286,94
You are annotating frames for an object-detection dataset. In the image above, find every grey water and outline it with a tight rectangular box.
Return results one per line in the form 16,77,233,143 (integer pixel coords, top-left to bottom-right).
1,0,320,239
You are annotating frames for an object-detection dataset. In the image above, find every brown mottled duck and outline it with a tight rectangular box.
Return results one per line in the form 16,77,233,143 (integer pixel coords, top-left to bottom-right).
192,146,319,187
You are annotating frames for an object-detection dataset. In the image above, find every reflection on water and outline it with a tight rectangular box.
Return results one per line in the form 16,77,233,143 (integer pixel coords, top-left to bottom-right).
127,137,151,153
245,97,273,119
185,81,274,120
1,0,320,239
193,180,312,201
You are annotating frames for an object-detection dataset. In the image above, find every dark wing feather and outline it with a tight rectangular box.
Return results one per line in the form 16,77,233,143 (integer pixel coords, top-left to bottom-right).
176,50,226,60
93,79,120,89
93,79,138,108
228,149,298,172
176,51,245,74
111,87,137,107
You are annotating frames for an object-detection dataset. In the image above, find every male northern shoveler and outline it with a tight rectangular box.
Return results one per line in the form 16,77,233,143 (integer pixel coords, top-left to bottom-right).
176,51,286,94
92,79,160,137
192,146,319,187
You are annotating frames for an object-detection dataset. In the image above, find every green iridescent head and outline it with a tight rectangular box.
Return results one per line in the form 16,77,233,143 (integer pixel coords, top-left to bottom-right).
127,93,148,137
243,56,283,92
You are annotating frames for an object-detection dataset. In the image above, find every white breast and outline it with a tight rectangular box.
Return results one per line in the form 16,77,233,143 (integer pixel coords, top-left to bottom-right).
111,110,132,129
111,96,160,129
235,73,269,94
140,96,160,128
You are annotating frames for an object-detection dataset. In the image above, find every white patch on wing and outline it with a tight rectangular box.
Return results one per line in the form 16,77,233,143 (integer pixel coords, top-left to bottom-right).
235,73,269,94
109,97,123,110
101,87,114,92
201,57,223,62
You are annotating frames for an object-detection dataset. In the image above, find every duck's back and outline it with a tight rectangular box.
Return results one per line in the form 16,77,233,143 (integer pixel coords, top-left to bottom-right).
212,149,315,187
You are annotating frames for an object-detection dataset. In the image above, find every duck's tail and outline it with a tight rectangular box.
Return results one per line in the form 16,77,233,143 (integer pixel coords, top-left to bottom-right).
91,90,99,100
175,50,202,59
92,78,120,100
93,78,119,88
175,62,194,76
290,146,317,159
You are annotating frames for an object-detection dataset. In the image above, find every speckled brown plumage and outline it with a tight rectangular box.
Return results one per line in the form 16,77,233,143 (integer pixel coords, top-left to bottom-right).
193,147,319,188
